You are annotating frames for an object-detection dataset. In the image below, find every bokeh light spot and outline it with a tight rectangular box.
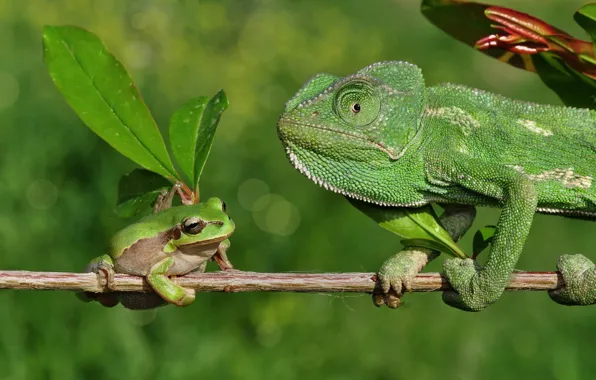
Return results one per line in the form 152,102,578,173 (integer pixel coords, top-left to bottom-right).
124,41,153,69
237,178,270,211
253,194,300,236
26,179,58,210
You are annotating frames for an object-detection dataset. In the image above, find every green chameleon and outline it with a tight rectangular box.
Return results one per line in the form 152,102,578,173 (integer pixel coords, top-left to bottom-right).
277,61,596,311
80,191,234,309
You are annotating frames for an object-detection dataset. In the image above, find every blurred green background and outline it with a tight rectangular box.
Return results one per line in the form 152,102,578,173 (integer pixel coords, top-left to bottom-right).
0,0,594,379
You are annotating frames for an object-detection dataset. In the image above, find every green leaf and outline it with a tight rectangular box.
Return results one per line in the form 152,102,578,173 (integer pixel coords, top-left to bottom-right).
472,225,496,258
43,25,180,181
115,168,171,218
400,238,462,256
574,4,596,45
168,96,208,184
348,199,468,259
169,90,229,193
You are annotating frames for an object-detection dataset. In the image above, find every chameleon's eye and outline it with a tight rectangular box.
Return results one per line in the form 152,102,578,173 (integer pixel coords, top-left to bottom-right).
182,217,206,235
334,80,380,126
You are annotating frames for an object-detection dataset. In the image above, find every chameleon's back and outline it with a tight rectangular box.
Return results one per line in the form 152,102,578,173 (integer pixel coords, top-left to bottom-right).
424,83,596,216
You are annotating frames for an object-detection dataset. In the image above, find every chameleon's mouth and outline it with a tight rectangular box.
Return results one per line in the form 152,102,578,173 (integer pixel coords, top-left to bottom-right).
277,117,399,160
278,117,369,144
277,116,427,207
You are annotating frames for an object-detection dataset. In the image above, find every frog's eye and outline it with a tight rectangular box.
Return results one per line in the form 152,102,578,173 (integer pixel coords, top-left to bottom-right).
182,217,206,235
333,80,380,127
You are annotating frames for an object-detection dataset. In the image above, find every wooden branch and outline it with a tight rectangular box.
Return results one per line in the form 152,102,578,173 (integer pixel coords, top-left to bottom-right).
0,270,562,293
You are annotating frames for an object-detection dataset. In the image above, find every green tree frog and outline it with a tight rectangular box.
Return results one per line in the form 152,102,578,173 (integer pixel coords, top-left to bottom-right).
80,196,235,309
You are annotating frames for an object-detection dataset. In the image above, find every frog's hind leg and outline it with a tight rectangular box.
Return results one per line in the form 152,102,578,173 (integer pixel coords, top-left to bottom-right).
77,254,120,307
549,254,596,305
146,257,195,306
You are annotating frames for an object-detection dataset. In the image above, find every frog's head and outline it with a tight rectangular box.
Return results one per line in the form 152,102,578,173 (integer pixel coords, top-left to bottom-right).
277,61,426,205
173,197,234,248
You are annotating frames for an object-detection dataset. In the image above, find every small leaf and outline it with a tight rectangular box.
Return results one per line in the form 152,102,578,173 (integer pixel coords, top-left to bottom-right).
472,225,497,258
169,90,229,193
348,199,468,259
115,169,171,218
43,26,180,181
168,96,209,185
574,4,596,45
399,206,468,259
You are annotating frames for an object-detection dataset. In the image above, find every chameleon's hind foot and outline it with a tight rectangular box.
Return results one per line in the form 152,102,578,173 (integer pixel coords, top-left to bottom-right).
549,254,596,306
442,258,503,312
373,248,433,309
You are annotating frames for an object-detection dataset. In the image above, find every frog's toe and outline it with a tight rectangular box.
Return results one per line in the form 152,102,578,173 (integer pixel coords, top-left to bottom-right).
172,287,196,306
549,254,596,306
149,279,196,306
84,254,116,290
78,255,118,307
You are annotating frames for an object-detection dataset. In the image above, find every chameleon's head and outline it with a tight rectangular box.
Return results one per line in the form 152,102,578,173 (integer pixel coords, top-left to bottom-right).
277,61,426,204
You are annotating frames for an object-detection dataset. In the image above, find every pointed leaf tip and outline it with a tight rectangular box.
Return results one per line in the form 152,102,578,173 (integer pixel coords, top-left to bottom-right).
169,89,229,194
43,25,180,181
169,96,210,186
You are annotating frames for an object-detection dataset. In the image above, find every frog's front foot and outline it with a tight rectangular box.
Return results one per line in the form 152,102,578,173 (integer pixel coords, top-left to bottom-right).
77,254,119,307
147,257,195,306
373,249,432,309
442,258,503,312
212,239,234,271
549,254,596,306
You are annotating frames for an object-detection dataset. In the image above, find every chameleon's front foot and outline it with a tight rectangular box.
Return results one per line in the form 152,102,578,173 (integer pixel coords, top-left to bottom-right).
373,248,434,309
549,254,596,306
442,258,503,312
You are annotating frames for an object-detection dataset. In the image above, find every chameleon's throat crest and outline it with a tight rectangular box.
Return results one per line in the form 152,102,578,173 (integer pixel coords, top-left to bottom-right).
285,146,428,208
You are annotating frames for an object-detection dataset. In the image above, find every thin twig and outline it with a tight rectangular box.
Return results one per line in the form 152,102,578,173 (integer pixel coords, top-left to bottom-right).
0,270,562,293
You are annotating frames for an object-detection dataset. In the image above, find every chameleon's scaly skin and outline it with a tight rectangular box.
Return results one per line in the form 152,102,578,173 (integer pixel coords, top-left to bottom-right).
277,61,596,311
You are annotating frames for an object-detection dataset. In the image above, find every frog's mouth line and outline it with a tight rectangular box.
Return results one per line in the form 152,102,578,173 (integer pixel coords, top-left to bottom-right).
177,224,234,246
278,118,399,160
